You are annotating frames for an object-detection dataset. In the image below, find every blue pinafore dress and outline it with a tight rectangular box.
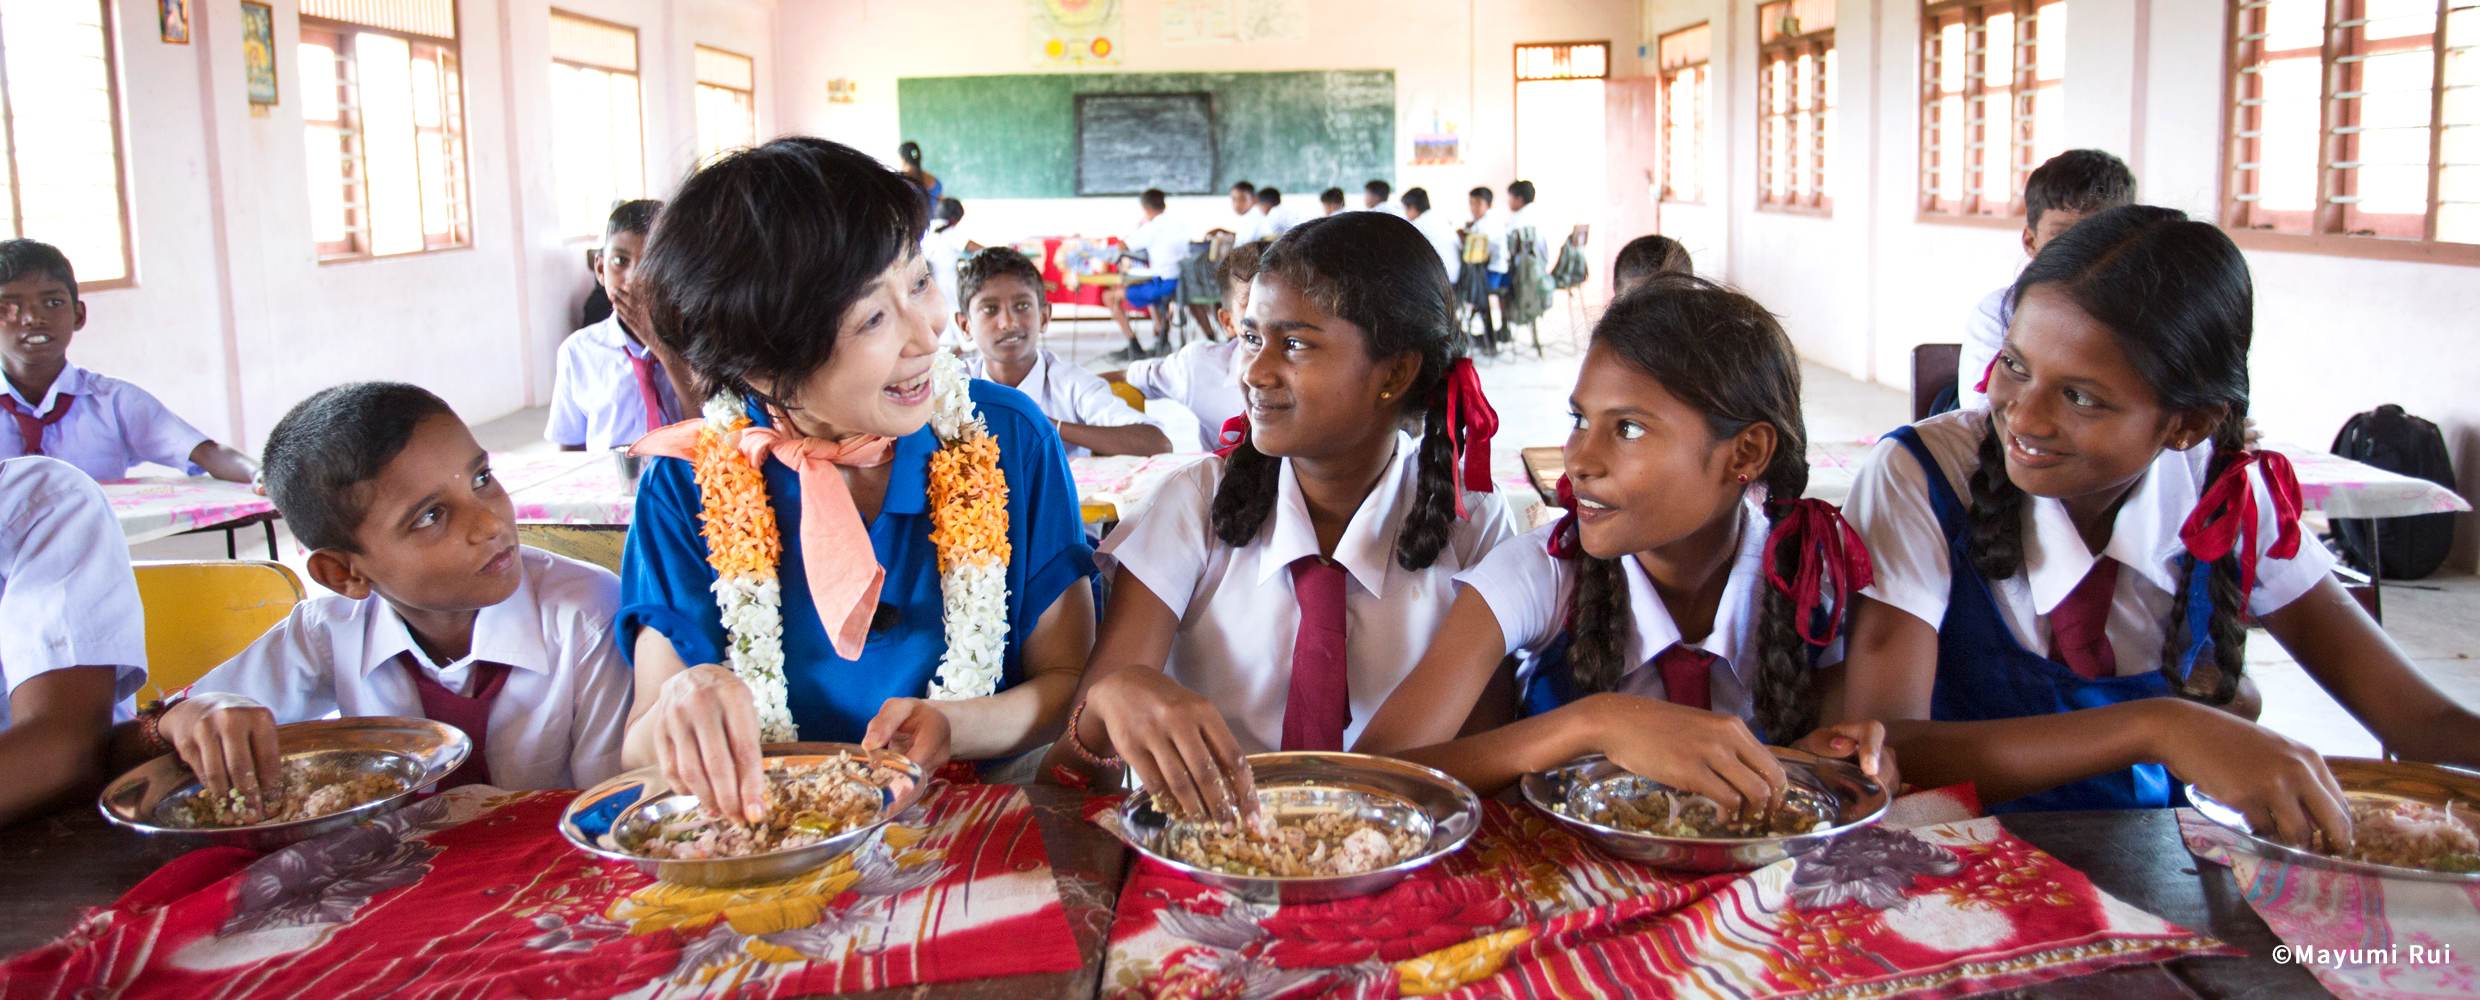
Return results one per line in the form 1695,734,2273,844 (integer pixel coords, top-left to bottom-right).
1885,426,2182,812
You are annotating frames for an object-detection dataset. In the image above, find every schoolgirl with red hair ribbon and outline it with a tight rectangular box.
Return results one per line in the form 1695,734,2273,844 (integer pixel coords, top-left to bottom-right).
1045,212,1520,821
1839,206,2480,850
1356,275,1894,813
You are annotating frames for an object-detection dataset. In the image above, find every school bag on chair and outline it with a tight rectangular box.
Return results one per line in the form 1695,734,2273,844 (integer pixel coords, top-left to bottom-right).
2329,404,2458,580
1549,228,1590,290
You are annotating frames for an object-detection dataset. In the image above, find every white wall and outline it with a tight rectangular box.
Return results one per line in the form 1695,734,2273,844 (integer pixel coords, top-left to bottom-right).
80,0,776,453
1645,0,2480,569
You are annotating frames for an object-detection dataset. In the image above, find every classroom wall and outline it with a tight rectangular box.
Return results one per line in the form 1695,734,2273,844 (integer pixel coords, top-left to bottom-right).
80,0,776,454
1642,0,2480,570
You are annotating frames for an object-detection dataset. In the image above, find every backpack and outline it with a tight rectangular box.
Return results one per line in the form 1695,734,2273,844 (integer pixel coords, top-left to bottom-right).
2329,404,2457,580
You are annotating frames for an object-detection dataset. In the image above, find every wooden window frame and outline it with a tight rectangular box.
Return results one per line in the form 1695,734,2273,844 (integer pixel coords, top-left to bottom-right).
2222,0,2480,266
1659,24,1711,205
1758,22,1836,214
549,8,646,241
692,44,756,166
1920,1,2063,221
1514,40,1612,82
302,13,473,263
0,0,137,290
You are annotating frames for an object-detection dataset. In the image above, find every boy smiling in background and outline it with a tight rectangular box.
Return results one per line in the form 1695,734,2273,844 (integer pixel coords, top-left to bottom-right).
957,248,1169,458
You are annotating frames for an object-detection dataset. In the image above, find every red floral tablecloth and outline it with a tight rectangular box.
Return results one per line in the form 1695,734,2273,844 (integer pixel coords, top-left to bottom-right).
1,783,1081,998
1096,790,2233,999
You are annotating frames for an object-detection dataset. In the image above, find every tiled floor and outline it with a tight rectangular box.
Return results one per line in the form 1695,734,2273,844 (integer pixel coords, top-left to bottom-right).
145,304,2473,760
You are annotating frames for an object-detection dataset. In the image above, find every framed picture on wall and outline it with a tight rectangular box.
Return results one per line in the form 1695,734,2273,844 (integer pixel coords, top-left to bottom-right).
241,2,277,106
159,0,191,44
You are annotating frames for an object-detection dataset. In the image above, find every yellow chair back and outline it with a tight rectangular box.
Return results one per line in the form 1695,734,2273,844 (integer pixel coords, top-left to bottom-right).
133,561,305,704
1109,380,1148,414
516,524,628,575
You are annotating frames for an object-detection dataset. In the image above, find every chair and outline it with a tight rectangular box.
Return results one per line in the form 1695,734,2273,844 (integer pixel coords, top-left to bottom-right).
517,523,628,575
133,560,305,704
1912,343,1964,421
1109,380,1148,414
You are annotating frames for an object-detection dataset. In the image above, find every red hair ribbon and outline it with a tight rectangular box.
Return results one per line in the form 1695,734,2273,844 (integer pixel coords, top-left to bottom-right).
1439,358,1499,520
1761,497,1876,647
1546,473,1583,558
1972,356,1999,394
1214,414,1250,457
2178,450,2303,597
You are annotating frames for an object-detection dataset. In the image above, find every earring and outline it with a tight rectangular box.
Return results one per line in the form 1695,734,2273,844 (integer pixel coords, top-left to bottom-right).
1379,391,1392,400
1737,474,1749,483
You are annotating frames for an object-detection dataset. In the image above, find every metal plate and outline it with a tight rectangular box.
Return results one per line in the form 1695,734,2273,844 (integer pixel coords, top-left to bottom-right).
1521,747,1891,873
98,716,470,851
2187,757,2480,884
1115,752,1481,905
559,743,929,888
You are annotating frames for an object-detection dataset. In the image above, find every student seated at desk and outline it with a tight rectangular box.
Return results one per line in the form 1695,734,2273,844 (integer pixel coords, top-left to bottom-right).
1402,188,1462,285
959,248,1171,458
0,456,146,826
1362,179,1403,217
1952,150,2136,413
1105,242,1259,452
143,382,635,797
1611,234,1695,298
1256,187,1298,240
1104,188,1191,361
1209,181,1269,245
547,200,683,452
1318,187,1347,217
0,240,254,482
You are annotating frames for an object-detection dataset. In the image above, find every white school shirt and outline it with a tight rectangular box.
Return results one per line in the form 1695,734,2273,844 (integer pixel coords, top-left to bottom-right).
1408,209,1465,283
1125,339,1245,452
1471,210,1511,274
1844,408,2336,675
1954,286,2013,412
923,224,970,315
189,547,635,790
1101,433,1518,753
1455,499,1791,723
963,349,1161,459
1,363,209,479
1230,206,1272,244
1123,215,1193,280
0,457,145,728
1262,205,1302,239
544,314,681,451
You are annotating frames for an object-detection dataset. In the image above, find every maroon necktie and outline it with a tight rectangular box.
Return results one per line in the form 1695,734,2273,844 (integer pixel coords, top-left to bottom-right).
627,353,676,436
398,656,513,789
1281,556,1351,751
1654,644,1716,711
2048,558,2120,680
4,394,72,457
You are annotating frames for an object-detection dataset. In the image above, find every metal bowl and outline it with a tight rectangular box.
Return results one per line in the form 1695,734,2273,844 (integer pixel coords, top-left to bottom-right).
1116,751,1481,905
99,716,470,851
1522,747,1890,873
558,743,930,888
2187,757,2480,884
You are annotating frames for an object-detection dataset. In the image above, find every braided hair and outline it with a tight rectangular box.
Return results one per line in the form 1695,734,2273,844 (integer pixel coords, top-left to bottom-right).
1210,212,1465,571
1965,205,2255,703
1560,275,1821,741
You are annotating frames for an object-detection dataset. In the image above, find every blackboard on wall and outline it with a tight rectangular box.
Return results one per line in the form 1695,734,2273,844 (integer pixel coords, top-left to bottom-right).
1077,93,1215,195
897,70,1394,200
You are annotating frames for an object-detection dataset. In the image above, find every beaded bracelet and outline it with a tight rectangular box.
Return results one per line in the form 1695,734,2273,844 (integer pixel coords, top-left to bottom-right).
136,696,184,759
1062,698,1122,769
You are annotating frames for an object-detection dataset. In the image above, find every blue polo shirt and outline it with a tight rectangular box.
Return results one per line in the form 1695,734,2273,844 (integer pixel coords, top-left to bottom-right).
618,380,1096,743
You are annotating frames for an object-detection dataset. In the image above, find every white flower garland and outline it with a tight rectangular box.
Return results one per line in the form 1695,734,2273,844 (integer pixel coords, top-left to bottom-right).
698,394,800,743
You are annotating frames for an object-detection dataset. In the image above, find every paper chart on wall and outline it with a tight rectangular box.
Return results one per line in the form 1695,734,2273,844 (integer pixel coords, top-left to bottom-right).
1161,0,1308,46
1030,0,1123,66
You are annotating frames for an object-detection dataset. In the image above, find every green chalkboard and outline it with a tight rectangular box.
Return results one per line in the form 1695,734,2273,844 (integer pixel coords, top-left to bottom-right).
897,70,1395,199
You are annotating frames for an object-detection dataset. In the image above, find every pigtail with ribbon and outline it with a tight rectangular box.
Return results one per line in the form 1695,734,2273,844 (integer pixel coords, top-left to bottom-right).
2169,449,2303,680
1214,414,1251,457
1761,497,1876,647
1437,358,1499,520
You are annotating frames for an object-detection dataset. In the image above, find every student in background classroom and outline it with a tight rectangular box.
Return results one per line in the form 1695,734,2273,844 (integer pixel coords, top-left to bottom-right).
959,247,1172,459
1363,179,1403,217
922,197,980,321
1210,180,1268,244
1611,234,1695,298
0,456,146,827
546,200,682,452
1952,150,2135,413
1042,212,1516,819
1105,241,1262,452
1318,188,1348,217
1357,276,1887,803
1402,187,1462,286
1463,187,1510,343
1104,188,1192,362
897,141,942,212
1256,187,1296,240
0,240,255,482
1837,206,2480,845
148,383,636,796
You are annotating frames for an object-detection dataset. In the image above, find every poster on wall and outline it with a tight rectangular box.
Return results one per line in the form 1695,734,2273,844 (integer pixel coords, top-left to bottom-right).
1030,0,1121,67
242,2,278,107
158,0,190,43
1161,0,1307,46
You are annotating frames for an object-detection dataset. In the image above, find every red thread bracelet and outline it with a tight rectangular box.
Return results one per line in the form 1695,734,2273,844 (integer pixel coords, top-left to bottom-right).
1063,699,1121,769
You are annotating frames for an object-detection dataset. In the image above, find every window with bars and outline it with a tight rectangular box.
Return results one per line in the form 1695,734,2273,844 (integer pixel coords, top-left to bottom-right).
2226,0,2478,255
1659,24,1711,204
1922,2,2068,217
1759,1,1837,212
694,45,756,167
551,10,645,239
299,0,471,261
0,0,132,287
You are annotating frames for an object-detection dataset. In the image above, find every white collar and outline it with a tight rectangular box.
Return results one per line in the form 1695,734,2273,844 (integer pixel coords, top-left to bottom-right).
6,363,93,413
358,553,551,678
1621,495,1768,683
966,348,1052,395
586,313,654,361
1254,431,1416,599
2021,441,2213,613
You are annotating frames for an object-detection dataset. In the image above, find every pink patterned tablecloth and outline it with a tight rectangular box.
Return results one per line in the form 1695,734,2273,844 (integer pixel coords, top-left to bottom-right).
1801,439,2466,519
102,478,277,544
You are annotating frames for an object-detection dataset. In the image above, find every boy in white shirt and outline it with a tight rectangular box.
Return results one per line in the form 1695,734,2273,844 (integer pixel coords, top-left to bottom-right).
1465,187,1510,343
1209,181,1269,244
1402,188,1462,284
1952,150,2136,412
153,382,634,800
1362,179,1404,217
1106,242,1260,451
1105,188,1193,361
0,456,145,825
1255,187,1296,240
958,249,1171,458
0,240,256,482
546,200,682,452
1317,187,1347,217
